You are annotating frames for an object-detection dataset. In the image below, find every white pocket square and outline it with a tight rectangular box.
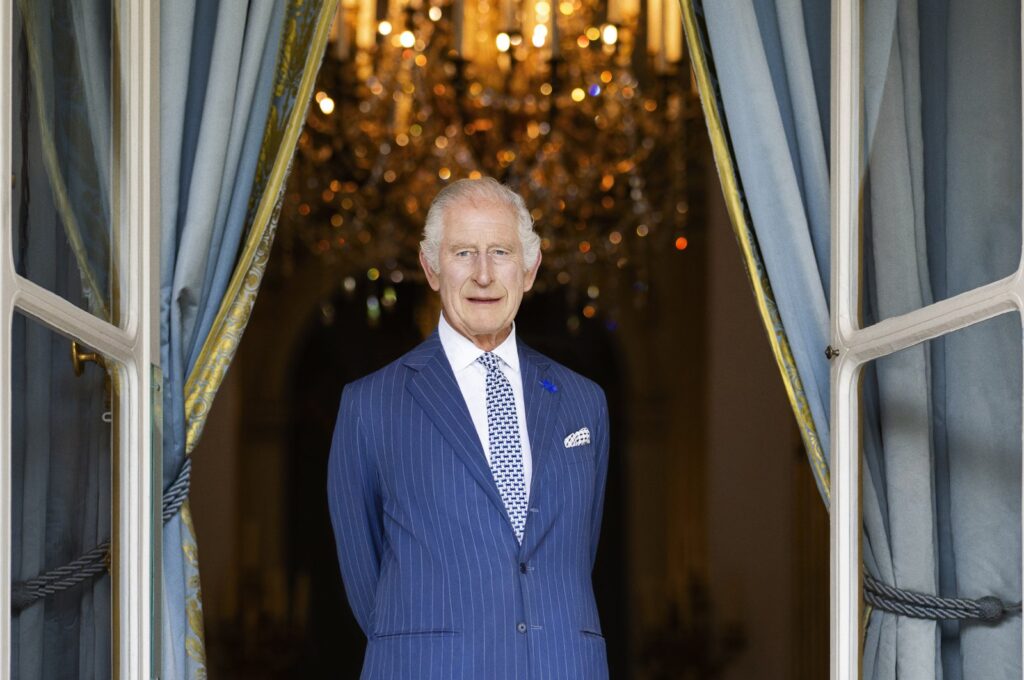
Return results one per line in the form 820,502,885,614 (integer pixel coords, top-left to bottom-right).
564,427,591,448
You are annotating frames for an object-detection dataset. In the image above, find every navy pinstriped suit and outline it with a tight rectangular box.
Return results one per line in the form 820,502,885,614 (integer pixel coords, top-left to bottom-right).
328,330,610,679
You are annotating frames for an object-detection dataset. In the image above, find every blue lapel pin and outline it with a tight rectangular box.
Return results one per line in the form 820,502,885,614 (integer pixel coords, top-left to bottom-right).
540,379,558,393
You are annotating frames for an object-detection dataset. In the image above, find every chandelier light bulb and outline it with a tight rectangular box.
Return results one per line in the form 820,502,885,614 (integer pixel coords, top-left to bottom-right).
532,25,547,48
378,20,393,36
428,5,442,20
400,30,415,47
318,96,336,114
601,23,618,45
496,32,512,51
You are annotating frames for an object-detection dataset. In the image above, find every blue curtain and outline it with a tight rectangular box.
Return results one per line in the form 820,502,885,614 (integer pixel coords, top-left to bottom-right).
160,1,338,675
159,3,288,676
688,0,1021,677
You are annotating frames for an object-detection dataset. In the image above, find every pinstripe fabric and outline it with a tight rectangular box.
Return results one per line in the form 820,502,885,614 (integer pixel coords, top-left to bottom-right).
328,330,610,679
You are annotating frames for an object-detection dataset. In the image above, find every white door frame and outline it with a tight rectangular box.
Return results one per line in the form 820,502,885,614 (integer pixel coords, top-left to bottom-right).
829,1,1024,677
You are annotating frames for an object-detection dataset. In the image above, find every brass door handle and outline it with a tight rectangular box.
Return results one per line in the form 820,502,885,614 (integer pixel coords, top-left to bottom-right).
71,340,105,376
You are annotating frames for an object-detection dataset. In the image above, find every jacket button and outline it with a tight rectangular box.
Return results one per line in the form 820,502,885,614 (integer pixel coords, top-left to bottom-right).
516,622,527,633
519,562,528,574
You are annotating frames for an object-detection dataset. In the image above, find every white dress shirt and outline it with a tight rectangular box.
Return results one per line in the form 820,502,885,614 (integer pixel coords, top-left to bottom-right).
437,313,533,500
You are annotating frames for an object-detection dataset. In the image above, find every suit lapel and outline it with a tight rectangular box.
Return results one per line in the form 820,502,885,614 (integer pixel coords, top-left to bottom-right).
405,334,513,530
519,343,560,548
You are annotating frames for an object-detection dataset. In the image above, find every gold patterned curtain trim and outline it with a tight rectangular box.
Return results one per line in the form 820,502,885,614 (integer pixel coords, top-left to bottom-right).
183,0,340,453
18,0,113,322
679,0,830,501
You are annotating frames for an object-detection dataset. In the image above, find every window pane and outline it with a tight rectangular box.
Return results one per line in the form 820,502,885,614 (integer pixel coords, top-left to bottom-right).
860,312,1021,674
861,2,1021,324
11,0,119,325
10,312,113,679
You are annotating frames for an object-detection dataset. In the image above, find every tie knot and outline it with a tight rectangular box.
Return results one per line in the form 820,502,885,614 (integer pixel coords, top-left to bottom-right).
477,352,502,373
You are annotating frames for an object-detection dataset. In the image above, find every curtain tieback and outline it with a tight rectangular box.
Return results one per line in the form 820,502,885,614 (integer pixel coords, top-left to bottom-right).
10,457,193,613
864,573,1022,622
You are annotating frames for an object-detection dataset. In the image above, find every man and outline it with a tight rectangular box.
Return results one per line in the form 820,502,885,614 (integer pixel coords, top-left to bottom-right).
328,178,610,679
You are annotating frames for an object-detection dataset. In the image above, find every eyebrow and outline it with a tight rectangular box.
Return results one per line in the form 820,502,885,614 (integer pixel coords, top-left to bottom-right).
447,241,518,250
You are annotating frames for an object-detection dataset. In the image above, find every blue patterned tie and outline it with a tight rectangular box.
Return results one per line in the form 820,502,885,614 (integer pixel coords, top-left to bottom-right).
477,352,528,543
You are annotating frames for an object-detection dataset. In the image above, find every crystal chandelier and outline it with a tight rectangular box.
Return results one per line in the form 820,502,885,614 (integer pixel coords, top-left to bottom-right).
281,0,701,300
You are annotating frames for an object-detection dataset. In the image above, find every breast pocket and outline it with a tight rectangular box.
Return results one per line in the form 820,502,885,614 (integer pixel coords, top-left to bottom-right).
559,442,596,465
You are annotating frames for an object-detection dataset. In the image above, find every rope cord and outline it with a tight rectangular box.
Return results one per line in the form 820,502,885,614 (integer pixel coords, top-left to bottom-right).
864,573,1023,623
11,457,192,613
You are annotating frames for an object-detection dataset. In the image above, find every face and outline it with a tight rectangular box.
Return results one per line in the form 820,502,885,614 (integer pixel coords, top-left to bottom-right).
421,202,541,351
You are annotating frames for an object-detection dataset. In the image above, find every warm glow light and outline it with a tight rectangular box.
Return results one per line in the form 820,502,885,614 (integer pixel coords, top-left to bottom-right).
438,167,452,179
540,83,553,95
378,20,393,35
315,90,327,102
582,304,596,319
415,54,427,66
535,0,551,14
559,0,573,14
577,35,589,48
468,170,483,179
587,285,600,299
608,231,622,244
636,224,649,237
585,26,600,40
428,5,442,20
600,70,613,83
675,236,689,251
318,96,336,114
496,32,512,51
399,30,415,47
367,267,381,281
571,87,586,102
532,25,547,47
601,23,617,44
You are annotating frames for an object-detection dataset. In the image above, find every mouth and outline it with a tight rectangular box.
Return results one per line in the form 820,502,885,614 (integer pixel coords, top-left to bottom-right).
466,296,502,305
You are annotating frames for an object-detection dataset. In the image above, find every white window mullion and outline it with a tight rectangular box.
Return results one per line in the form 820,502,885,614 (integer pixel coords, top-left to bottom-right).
9,279,135,363
845,273,1021,365
830,0,861,677
119,0,159,677
1,0,15,671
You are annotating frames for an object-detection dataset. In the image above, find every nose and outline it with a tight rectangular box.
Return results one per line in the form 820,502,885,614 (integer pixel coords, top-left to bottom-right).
472,252,493,286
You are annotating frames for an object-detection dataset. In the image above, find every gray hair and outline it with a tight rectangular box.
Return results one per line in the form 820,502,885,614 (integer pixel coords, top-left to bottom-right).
420,178,541,273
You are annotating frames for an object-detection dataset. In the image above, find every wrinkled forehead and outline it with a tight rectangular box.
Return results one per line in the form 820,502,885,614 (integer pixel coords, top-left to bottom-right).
442,202,519,241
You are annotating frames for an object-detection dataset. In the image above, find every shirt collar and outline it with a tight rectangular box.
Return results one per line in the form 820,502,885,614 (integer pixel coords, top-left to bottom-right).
438,313,520,375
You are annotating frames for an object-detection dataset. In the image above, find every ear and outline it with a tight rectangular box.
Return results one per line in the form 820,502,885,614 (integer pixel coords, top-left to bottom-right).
420,250,441,291
523,252,542,292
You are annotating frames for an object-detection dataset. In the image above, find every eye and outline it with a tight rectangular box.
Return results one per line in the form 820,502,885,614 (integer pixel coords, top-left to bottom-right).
455,250,472,257
492,249,510,257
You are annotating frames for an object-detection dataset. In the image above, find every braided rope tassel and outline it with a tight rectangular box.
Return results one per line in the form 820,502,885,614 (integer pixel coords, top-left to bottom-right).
864,573,1022,622
11,457,193,613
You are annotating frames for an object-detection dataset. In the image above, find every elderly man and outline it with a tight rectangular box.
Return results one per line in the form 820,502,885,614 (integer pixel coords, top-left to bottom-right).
328,178,610,679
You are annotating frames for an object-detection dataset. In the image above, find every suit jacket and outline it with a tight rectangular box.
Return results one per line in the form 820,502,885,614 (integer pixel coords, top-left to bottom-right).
328,330,610,679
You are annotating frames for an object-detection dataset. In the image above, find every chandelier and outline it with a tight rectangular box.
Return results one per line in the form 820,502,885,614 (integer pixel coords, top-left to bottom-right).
281,0,702,306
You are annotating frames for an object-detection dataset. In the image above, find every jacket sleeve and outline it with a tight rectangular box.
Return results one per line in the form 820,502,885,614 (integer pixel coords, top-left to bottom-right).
327,384,384,638
590,389,610,568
